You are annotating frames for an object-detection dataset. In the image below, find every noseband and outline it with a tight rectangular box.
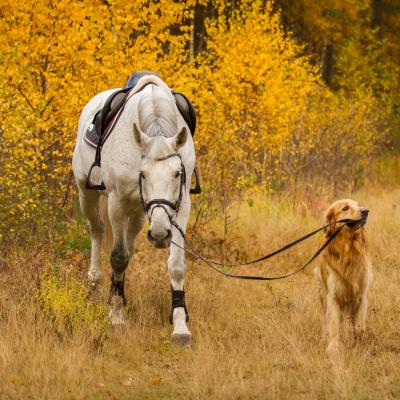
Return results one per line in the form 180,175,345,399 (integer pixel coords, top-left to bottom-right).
138,153,186,222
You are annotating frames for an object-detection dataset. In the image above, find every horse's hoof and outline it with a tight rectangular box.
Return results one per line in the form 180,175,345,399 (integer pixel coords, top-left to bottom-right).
111,318,126,326
171,333,192,347
109,312,126,326
108,298,125,325
88,268,102,285
88,279,103,294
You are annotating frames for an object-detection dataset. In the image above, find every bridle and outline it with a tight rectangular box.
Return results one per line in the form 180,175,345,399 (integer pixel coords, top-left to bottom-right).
138,153,186,223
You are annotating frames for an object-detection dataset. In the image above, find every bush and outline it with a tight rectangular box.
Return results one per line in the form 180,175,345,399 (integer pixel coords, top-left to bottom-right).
37,265,109,346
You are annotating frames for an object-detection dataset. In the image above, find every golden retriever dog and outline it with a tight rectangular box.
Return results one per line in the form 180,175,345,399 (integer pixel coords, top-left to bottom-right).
315,199,373,353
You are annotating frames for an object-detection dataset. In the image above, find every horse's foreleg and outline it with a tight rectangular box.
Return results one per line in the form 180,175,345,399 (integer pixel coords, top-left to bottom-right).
168,203,191,346
78,189,104,285
107,195,130,325
125,211,145,259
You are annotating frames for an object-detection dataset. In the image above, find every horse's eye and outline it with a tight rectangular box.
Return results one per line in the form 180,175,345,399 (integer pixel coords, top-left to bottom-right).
174,170,181,178
342,205,349,211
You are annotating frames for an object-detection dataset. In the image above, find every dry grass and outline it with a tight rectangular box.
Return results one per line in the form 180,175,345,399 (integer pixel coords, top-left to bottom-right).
0,186,399,399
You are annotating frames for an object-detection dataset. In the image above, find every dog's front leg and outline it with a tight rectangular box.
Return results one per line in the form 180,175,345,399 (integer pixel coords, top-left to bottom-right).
353,268,373,341
352,295,368,340
326,277,340,354
314,265,327,312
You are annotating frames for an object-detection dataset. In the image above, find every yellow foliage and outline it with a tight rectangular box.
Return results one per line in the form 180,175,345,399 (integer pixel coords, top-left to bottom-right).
0,0,390,241
0,0,193,239
188,1,387,195
37,266,109,343
279,0,368,44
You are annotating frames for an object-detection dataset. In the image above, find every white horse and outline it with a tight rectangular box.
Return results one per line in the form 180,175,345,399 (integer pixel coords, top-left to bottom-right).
72,75,195,346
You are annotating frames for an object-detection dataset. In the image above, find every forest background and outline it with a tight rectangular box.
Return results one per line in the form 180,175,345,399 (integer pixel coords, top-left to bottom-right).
1,0,399,243
1,2,400,399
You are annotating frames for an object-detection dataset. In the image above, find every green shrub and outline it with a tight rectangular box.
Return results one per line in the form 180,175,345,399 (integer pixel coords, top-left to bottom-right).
37,266,109,346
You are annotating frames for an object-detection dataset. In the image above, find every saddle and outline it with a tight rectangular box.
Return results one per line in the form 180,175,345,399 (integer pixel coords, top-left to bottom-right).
84,71,196,148
84,71,200,193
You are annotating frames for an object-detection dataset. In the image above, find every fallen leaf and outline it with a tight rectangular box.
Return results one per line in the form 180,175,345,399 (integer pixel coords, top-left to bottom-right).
151,376,161,385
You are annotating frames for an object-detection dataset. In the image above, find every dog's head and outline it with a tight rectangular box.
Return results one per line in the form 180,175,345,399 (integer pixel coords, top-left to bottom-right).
324,199,369,237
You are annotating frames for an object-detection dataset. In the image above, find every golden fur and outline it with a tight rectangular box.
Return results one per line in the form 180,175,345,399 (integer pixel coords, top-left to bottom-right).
315,199,373,353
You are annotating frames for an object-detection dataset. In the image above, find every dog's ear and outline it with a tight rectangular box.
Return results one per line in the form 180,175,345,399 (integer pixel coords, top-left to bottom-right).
324,208,336,237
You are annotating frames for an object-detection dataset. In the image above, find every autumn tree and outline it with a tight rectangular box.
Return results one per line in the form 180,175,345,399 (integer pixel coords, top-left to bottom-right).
0,0,195,241
0,0,392,243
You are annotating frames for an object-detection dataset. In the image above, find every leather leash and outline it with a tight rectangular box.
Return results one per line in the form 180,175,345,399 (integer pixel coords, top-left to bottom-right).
137,150,360,282
170,219,356,281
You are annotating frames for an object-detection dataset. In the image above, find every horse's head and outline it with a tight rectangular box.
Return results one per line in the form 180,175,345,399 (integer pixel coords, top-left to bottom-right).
134,123,188,248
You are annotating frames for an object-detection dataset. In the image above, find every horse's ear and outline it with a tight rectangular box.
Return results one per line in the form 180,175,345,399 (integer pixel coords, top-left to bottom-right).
133,123,150,148
324,208,336,237
172,126,188,150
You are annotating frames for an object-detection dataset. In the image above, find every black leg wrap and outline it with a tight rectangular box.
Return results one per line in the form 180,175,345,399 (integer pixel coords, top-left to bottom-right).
170,289,189,324
108,273,127,306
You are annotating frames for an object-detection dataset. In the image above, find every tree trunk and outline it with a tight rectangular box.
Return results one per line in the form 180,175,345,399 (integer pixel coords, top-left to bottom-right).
193,2,207,57
321,38,334,87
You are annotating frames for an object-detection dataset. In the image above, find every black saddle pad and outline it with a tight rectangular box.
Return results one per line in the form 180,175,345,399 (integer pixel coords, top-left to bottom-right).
84,71,196,149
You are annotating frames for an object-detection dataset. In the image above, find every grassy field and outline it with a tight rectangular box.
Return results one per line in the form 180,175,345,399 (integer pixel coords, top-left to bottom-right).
0,185,399,399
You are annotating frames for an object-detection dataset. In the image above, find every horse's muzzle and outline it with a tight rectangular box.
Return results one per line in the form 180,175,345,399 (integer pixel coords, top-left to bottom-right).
147,229,172,249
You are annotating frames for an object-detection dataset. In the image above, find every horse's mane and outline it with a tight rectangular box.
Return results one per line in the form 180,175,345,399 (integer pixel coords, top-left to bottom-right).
136,76,178,139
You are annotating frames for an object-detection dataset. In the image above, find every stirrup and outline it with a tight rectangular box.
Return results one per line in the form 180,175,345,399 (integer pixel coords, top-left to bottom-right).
85,161,106,190
190,167,201,194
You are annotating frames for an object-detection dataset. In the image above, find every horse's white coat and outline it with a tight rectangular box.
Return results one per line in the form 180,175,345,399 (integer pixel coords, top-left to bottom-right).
72,76,195,344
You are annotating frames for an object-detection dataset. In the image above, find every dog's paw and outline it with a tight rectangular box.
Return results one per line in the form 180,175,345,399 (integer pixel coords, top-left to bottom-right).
354,327,366,342
327,340,339,355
